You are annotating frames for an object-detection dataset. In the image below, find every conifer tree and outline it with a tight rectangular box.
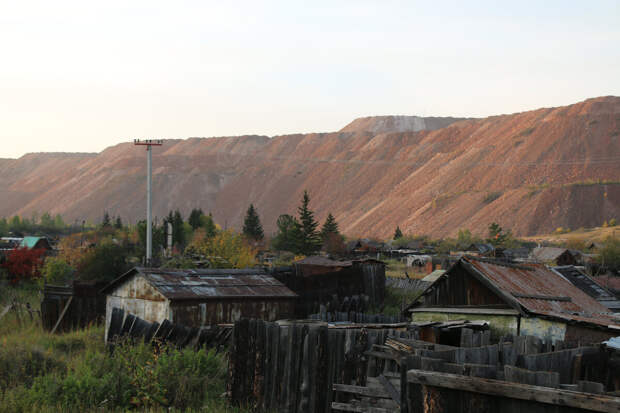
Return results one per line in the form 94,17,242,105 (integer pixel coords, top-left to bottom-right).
102,211,111,227
188,208,204,230
114,216,123,229
320,213,340,241
297,190,322,254
172,210,185,247
243,204,264,241
393,226,403,240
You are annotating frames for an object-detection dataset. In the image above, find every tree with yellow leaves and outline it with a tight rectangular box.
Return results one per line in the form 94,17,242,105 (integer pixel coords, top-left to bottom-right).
186,230,256,269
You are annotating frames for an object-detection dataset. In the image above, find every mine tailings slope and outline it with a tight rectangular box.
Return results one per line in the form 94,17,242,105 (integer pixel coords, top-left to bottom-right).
1,96,619,238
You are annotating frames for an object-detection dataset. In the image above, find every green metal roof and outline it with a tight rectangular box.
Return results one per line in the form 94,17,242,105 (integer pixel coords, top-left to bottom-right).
20,236,45,249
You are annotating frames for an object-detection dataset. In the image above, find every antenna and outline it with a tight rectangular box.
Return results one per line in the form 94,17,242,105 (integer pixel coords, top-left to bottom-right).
134,139,163,265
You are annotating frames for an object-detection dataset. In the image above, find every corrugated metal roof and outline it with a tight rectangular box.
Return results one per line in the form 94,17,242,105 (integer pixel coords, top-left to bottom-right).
20,236,48,249
103,267,297,300
464,257,618,328
294,256,353,267
294,256,385,267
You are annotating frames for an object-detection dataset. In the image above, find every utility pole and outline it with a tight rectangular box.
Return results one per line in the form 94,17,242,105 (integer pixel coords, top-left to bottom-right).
134,139,163,265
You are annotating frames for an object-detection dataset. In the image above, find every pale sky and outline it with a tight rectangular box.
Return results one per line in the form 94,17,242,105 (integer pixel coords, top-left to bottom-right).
1,1,619,159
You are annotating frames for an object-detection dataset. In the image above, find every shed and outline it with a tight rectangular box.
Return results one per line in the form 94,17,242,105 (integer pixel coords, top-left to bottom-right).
552,265,620,313
406,256,620,343
530,247,579,266
101,267,297,339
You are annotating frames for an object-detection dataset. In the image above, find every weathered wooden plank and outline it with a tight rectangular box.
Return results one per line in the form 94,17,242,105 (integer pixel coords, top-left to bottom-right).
331,402,390,412
407,369,620,413
332,383,389,398
50,296,73,334
578,380,605,394
377,374,400,407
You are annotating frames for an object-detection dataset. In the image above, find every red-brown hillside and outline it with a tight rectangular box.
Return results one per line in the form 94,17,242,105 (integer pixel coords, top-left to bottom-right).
1,96,619,238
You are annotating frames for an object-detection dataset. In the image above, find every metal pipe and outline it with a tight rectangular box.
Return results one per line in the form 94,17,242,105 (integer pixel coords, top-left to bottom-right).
146,145,152,264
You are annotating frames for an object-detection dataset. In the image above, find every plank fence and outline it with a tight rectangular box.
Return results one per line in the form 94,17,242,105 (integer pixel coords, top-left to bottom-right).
41,282,106,333
228,318,414,412
106,307,231,351
338,334,620,413
308,311,405,324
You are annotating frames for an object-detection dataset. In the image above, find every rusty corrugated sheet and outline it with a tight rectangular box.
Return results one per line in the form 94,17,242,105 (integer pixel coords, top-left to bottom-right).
465,257,618,328
121,268,297,301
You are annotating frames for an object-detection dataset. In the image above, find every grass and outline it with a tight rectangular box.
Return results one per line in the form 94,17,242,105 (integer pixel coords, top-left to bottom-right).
0,285,249,413
523,224,619,245
383,286,424,317
384,258,427,279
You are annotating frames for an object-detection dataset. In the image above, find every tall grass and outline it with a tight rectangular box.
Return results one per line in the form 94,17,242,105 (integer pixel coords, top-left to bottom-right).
0,288,246,413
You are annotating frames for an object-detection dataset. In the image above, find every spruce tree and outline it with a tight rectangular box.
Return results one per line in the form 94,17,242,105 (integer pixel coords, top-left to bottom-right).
243,204,264,241
114,216,122,229
188,208,204,230
172,210,185,247
202,213,217,238
297,190,322,254
102,211,111,227
320,213,340,241
393,226,403,240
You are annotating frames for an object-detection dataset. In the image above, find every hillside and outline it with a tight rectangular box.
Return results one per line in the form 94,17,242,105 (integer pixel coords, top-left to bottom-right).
1,97,619,238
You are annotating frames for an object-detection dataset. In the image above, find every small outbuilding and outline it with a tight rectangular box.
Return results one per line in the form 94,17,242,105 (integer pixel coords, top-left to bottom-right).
101,267,297,338
406,256,620,343
530,247,580,266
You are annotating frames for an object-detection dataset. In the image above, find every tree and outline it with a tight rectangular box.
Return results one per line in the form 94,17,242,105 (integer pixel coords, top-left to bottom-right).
297,191,322,255
487,222,506,245
242,204,264,241
272,214,303,254
102,211,111,227
187,230,256,268
40,212,54,229
597,237,620,271
320,213,340,241
114,216,123,229
188,208,204,230
136,220,166,257
393,226,403,240
41,257,75,286
0,218,8,237
610,218,617,227
78,240,132,282
1,247,46,284
200,213,217,238
54,214,65,230
172,210,185,247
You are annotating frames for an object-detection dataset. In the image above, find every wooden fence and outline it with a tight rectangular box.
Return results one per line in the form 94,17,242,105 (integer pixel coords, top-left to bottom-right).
334,333,620,413
228,319,414,412
308,311,405,324
106,307,231,351
41,282,106,333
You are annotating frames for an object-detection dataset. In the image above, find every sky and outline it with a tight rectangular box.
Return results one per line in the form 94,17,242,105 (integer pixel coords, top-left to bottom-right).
0,1,619,158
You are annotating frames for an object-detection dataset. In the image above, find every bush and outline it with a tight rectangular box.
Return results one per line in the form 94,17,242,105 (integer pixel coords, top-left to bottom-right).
40,257,74,286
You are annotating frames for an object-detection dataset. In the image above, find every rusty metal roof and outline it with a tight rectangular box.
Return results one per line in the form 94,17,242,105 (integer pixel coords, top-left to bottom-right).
463,257,618,328
294,256,385,267
294,256,353,267
102,267,297,301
